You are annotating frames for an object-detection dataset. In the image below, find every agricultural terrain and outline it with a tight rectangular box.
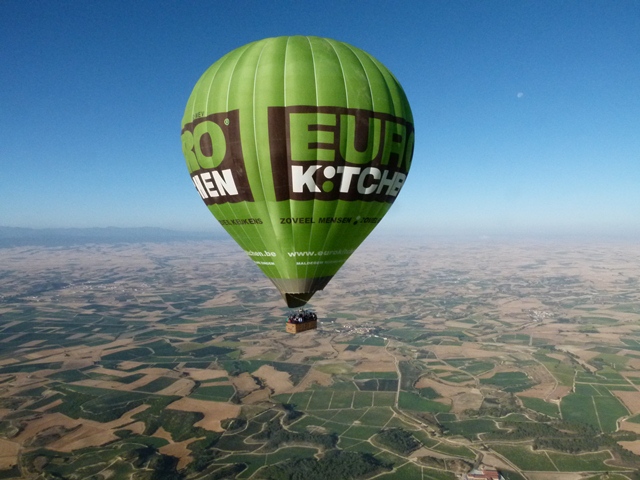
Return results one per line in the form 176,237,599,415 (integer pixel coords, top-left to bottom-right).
1,238,640,479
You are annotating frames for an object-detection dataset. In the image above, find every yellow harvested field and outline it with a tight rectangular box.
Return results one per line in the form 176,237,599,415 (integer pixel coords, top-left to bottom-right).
117,361,146,370
518,383,558,400
473,454,514,472
153,426,174,442
20,340,47,348
157,378,196,396
230,372,259,395
450,391,483,413
72,378,134,390
137,367,178,375
153,427,198,469
620,420,640,434
557,346,600,362
527,473,584,480
182,368,227,381
291,368,333,392
16,404,151,453
88,366,133,377
49,424,119,452
242,388,271,404
35,398,63,412
253,365,294,394
612,390,640,415
430,344,503,359
547,385,572,401
352,360,396,372
121,421,146,435
165,398,240,432
0,438,19,469
497,297,547,315
414,377,471,398
160,440,197,470
619,440,640,455
413,377,481,413
13,413,84,447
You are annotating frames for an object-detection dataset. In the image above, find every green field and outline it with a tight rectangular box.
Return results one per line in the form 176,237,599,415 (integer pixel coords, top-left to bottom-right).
353,391,374,408
438,372,473,383
190,384,236,402
307,389,335,410
428,440,476,460
398,392,450,413
480,371,535,392
519,396,559,417
353,371,398,379
498,333,530,344
50,385,150,423
340,336,386,346
580,317,619,325
441,419,500,439
331,390,356,409
561,392,628,433
549,451,615,472
373,392,396,407
491,444,556,471
533,353,576,386
462,361,495,375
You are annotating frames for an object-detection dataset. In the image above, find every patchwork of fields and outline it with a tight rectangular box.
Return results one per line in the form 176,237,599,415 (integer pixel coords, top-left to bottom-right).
1,240,640,479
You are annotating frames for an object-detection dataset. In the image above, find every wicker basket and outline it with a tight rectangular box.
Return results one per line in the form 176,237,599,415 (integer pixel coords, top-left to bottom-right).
285,320,318,334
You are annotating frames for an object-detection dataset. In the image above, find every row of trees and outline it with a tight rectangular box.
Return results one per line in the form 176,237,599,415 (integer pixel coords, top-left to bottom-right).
254,417,337,451
261,450,389,480
375,428,421,455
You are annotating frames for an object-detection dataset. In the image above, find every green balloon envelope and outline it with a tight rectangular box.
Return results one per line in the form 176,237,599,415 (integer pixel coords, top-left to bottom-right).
181,36,414,307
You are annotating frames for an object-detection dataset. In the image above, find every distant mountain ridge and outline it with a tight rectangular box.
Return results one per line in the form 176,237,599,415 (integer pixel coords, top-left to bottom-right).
0,226,219,247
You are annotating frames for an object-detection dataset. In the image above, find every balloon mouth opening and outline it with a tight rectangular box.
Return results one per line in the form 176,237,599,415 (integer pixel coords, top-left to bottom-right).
284,293,315,308
271,277,332,308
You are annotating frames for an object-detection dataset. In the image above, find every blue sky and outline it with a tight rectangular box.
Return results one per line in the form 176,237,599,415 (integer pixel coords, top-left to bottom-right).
1,1,639,238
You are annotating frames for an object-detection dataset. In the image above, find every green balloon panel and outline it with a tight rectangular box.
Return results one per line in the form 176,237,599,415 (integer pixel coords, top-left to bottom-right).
181,36,414,306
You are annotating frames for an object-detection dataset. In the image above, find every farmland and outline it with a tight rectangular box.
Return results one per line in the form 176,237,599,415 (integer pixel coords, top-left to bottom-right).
1,238,640,478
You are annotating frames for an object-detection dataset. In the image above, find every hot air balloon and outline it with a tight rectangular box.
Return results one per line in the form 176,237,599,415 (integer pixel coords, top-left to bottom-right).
181,36,414,311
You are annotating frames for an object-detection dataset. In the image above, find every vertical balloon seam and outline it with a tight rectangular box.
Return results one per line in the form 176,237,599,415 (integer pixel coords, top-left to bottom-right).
342,43,379,223
351,54,389,261
223,44,265,260
353,46,408,253
314,38,355,267
281,35,300,285
305,35,323,285
246,41,281,271
368,53,413,233
304,35,321,283
287,36,318,293
218,45,260,258
325,42,377,259
203,51,238,230
344,46,380,257
184,53,224,169
249,39,281,279
198,53,239,246
350,45,401,230
346,44,386,218
249,37,291,283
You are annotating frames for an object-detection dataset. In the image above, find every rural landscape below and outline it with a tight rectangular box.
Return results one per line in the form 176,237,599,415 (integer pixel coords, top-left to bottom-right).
1,234,640,479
